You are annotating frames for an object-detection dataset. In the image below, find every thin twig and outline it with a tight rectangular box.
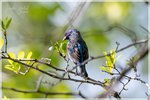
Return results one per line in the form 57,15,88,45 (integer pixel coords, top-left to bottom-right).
4,33,8,53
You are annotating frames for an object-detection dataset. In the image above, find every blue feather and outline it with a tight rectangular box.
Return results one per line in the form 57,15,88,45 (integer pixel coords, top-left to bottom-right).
64,29,89,77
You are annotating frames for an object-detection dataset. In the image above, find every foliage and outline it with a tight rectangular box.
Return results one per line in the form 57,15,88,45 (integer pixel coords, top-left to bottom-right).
0,36,4,49
104,78,111,86
1,17,12,33
5,51,32,74
49,40,67,57
2,96,9,100
100,50,117,74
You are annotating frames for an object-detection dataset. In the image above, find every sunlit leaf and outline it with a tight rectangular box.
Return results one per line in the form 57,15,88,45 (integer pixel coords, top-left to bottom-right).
0,37,4,49
6,51,33,74
16,66,21,74
104,78,111,86
100,66,109,72
14,63,21,74
5,65,15,72
5,64,19,74
8,52,16,65
8,52,16,58
27,51,32,59
100,49,118,73
18,51,25,59
2,96,9,100
103,51,110,61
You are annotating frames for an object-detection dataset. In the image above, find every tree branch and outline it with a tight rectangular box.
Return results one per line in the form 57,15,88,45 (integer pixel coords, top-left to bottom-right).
2,87,86,98
1,30,148,98
2,56,104,87
70,39,148,71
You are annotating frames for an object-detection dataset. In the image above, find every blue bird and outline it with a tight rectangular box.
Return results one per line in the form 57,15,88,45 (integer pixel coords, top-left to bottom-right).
63,29,89,78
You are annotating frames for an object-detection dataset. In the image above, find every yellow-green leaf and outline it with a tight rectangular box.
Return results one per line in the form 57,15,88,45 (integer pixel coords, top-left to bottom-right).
8,52,16,58
2,96,9,100
100,66,109,72
18,51,25,59
5,65,14,71
6,18,12,29
102,49,117,73
104,78,111,86
16,66,21,74
8,52,16,65
0,37,4,49
60,41,67,52
26,51,33,65
27,51,32,59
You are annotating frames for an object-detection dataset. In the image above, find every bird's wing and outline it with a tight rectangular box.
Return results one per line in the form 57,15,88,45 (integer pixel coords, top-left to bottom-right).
67,42,89,64
82,41,89,63
67,43,80,64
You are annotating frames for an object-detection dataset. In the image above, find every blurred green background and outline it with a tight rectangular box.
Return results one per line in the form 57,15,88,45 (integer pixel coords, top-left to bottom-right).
2,1,148,98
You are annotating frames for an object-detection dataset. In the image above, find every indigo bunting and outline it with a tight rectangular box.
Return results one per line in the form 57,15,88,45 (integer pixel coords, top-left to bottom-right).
63,29,89,78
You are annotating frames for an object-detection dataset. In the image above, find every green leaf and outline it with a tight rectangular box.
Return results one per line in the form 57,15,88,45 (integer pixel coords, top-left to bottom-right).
27,51,32,59
6,18,12,29
61,41,67,51
26,51,33,65
8,52,16,58
6,51,33,74
5,65,16,72
1,21,5,30
10,63,20,74
101,49,118,73
2,96,9,100
100,66,109,72
1,17,12,31
0,37,4,49
8,52,16,65
104,78,111,86
2,17,9,30
60,41,67,54
16,65,21,74
54,42,60,51
18,51,25,59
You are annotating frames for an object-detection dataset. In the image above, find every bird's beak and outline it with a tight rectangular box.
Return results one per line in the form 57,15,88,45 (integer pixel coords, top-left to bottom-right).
63,36,67,41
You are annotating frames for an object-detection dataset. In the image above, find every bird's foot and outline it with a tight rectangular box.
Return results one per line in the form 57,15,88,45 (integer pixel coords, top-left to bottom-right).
80,73,88,79
75,67,80,76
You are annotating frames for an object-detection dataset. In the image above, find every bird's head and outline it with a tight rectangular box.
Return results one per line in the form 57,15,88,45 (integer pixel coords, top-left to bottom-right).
63,29,81,41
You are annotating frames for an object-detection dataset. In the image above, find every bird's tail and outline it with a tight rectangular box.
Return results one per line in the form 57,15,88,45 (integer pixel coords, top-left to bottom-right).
80,65,88,78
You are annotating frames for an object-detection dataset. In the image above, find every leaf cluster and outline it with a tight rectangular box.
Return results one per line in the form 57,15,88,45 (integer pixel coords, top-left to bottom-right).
5,51,32,74
1,17,12,35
